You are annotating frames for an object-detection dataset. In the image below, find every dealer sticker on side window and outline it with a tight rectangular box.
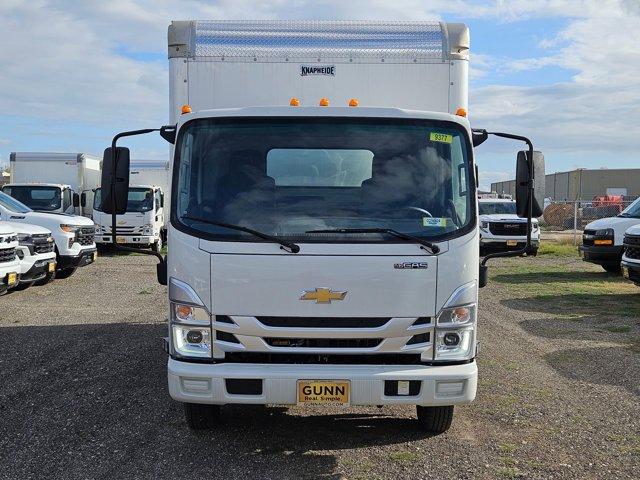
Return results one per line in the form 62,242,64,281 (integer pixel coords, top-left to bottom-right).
429,132,453,144
423,217,448,228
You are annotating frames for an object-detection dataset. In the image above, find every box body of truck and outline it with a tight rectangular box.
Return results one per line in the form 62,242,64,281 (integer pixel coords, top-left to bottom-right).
160,20,479,431
93,161,169,250
5,152,101,217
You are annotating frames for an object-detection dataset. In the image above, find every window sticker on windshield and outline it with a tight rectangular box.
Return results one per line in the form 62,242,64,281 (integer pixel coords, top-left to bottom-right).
423,217,447,227
429,132,453,144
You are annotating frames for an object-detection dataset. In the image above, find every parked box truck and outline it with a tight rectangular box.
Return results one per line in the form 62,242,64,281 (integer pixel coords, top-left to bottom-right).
3,152,101,217
98,20,544,433
93,161,169,251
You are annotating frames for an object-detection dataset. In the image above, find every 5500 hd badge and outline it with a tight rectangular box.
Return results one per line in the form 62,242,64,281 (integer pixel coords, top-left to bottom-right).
300,65,335,76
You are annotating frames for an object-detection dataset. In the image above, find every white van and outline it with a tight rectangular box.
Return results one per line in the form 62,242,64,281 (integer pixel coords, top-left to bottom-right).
621,224,640,285
579,197,640,273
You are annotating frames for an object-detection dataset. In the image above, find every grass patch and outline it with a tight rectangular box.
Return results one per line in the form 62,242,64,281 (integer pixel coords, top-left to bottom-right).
388,451,421,462
492,257,640,318
538,242,578,257
497,443,519,453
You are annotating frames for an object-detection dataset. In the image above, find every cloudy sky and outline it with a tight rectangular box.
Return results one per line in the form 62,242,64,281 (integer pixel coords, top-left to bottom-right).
1,0,638,189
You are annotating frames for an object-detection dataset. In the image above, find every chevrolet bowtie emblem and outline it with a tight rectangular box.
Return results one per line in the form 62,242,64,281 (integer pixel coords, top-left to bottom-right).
300,288,347,304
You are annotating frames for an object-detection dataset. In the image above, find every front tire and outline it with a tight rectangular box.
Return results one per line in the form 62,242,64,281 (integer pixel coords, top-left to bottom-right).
55,267,77,279
416,405,454,434
152,237,162,253
184,403,220,430
528,247,538,257
34,270,56,286
13,281,34,291
603,264,621,274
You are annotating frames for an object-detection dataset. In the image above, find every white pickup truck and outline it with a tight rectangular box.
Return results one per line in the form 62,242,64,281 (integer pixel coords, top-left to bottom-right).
0,222,20,295
621,224,640,285
4,221,57,288
479,198,540,256
0,192,97,279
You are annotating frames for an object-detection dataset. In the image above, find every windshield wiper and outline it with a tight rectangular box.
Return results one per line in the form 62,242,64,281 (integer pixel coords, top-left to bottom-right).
306,228,440,254
183,216,300,253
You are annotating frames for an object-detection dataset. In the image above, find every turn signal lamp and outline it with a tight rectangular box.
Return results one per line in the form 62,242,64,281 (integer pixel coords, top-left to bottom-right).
175,305,194,321
594,239,613,246
455,107,467,117
319,97,330,107
348,98,359,107
289,97,300,106
181,104,192,114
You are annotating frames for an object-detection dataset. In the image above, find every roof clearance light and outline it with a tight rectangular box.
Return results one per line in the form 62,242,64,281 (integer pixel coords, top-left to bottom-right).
181,105,192,114
289,97,300,106
348,98,359,107
455,107,467,117
319,98,330,107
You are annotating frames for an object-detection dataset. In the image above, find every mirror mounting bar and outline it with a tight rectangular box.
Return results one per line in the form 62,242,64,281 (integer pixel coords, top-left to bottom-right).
473,129,536,288
109,128,163,263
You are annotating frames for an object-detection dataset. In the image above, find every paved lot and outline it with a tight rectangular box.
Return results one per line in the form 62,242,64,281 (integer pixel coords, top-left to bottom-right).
0,253,638,479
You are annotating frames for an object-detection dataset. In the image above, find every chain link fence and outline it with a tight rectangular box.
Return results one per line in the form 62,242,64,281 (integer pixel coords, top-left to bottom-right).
541,199,636,245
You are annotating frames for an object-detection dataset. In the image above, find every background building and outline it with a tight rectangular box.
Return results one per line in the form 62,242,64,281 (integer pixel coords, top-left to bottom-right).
491,168,640,201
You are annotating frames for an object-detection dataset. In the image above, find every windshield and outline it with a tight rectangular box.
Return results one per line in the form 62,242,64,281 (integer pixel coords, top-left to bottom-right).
174,118,474,243
479,201,517,215
0,191,32,214
3,185,61,211
94,187,154,213
619,197,640,218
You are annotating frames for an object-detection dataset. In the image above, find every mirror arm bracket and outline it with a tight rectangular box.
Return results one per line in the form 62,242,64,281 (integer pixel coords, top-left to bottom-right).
109,128,165,268
475,130,537,288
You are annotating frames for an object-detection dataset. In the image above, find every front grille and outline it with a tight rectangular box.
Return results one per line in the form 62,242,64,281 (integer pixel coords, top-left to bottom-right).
0,248,16,263
265,337,382,349
33,235,54,254
76,227,95,246
223,352,423,365
103,226,140,234
256,317,391,329
624,235,640,259
489,222,527,236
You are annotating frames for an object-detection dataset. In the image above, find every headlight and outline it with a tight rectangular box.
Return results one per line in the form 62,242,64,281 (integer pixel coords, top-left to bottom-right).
143,223,154,235
480,221,489,231
60,224,77,233
170,302,212,359
532,223,539,231
17,233,32,244
595,228,614,237
434,303,476,361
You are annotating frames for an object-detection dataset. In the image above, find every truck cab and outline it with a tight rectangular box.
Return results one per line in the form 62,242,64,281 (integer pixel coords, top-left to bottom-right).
0,222,20,295
579,197,640,273
2,183,78,215
93,185,165,252
479,198,540,256
0,192,97,279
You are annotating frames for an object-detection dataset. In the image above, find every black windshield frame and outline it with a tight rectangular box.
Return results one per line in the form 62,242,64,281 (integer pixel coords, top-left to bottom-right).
170,116,477,244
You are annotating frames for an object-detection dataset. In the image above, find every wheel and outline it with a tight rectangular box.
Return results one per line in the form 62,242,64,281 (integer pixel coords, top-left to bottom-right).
416,405,454,434
55,267,77,279
96,243,109,253
34,270,56,286
602,264,621,274
13,281,34,291
152,237,162,253
528,247,538,257
184,403,220,430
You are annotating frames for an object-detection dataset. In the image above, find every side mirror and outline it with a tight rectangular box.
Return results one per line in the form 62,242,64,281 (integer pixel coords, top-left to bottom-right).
100,147,131,214
72,192,80,208
515,150,545,218
80,192,87,207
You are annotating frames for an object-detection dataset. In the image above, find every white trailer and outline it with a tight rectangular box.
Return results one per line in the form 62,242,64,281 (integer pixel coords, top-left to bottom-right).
3,152,101,217
93,160,169,251
99,20,544,433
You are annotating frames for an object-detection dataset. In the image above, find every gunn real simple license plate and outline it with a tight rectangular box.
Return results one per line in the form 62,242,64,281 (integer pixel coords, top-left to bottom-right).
506,239,518,246
297,380,350,406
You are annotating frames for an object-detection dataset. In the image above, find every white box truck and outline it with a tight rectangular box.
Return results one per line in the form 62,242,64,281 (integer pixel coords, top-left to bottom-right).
98,20,544,433
93,160,169,251
3,152,101,217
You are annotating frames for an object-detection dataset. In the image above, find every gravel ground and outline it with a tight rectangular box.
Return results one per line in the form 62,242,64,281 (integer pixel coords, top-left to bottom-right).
0,253,638,479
